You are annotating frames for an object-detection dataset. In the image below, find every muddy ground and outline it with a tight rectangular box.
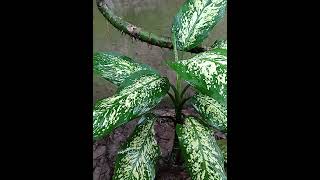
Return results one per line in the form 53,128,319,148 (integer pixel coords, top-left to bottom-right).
93,108,196,180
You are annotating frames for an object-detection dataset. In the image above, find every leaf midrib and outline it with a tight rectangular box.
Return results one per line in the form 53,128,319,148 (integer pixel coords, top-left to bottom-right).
189,119,211,179
117,76,163,95
182,0,210,49
129,121,156,178
94,77,163,135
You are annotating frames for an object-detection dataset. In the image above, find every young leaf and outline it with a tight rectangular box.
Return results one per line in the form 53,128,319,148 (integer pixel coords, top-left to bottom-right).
192,93,227,132
176,117,226,180
93,71,169,140
93,52,156,86
217,139,227,164
167,50,227,105
113,114,160,180
212,39,227,50
172,0,227,51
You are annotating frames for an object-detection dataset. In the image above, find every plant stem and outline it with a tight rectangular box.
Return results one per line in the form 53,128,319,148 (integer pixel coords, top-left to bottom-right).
172,130,182,165
173,34,181,93
176,77,182,96
169,84,179,99
167,92,176,107
169,33,185,167
181,96,192,107
172,34,183,123
180,84,191,98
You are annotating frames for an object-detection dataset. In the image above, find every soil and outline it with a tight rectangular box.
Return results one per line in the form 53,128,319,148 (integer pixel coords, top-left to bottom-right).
93,108,196,180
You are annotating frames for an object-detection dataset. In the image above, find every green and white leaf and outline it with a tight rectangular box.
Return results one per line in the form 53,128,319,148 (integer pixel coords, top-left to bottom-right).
217,139,227,164
172,0,227,51
176,117,226,180
93,71,169,140
192,93,227,132
93,52,156,86
113,114,160,180
212,39,227,50
167,49,227,105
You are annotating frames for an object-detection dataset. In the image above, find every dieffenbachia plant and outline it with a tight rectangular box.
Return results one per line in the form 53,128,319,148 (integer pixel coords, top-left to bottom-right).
93,0,227,179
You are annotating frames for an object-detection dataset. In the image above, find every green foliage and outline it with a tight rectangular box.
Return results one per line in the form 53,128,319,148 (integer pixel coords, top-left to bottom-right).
217,139,227,164
93,71,169,140
176,117,226,179
212,39,227,50
172,0,227,51
113,114,160,180
166,49,227,105
93,52,157,86
192,93,227,132
94,0,227,179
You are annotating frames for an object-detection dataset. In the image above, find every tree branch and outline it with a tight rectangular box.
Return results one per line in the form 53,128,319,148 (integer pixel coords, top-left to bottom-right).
96,0,211,53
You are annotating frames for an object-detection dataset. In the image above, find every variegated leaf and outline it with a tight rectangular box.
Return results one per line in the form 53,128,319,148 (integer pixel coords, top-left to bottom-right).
172,0,227,51
176,117,226,180
167,49,227,105
113,114,160,180
217,139,227,164
192,93,227,132
93,71,169,140
93,51,156,86
212,39,227,50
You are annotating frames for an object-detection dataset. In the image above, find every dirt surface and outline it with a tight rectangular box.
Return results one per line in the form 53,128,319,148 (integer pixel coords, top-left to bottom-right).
93,108,196,180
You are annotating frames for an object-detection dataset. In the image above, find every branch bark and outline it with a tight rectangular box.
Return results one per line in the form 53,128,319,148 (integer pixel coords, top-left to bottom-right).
96,0,210,53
